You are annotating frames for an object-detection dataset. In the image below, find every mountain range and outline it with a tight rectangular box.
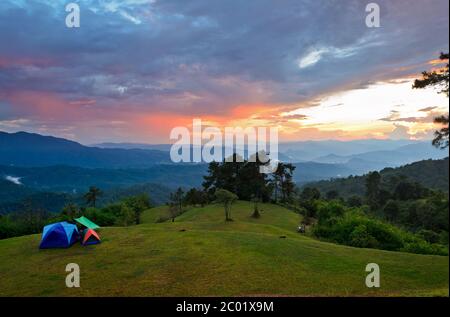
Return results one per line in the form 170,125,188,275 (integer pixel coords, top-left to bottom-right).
0,131,170,168
1,130,448,214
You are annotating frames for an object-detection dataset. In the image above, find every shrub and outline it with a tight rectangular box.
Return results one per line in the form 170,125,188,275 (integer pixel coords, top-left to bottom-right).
349,224,379,248
312,201,446,255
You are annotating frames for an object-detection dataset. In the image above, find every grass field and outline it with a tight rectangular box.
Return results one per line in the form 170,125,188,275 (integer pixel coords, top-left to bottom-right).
0,201,448,296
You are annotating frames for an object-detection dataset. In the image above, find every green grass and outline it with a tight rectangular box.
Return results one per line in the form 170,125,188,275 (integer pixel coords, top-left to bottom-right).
0,201,448,296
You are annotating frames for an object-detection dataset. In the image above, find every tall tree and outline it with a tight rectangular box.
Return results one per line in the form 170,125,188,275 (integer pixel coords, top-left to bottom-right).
365,172,381,209
84,186,102,208
280,163,296,202
203,153,272,202
272,162,296,203
413,52,449,149
184,188,208,207
170,187,185,216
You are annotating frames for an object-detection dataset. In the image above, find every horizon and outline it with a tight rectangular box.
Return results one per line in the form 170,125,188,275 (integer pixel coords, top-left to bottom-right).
0,128,438,147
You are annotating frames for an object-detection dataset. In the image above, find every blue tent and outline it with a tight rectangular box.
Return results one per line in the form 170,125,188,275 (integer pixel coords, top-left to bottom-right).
39,222,79,249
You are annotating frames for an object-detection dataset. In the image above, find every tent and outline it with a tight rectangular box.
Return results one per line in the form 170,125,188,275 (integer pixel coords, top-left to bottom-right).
74,216,100,230
81,229,101,245
39,222,79,249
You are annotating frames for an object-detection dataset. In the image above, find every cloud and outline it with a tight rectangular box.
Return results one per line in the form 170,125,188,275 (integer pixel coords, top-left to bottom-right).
119,10,142,24
0,0,448,142
419,106,437,112
297,34,384,69
389,124,410,140
298,48,327,68
4,176,22,185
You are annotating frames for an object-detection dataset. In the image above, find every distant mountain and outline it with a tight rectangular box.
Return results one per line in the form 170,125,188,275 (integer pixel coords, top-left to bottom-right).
0,181,173,214
0,131,170,168
93,142,172,151
310,141,448,171
94,142,294,162
292,162,354,184
279,139,416,161
304,157,449,198
0,164,207,193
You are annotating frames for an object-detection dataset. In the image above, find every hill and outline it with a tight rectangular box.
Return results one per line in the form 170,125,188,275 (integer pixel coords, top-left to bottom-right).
0,164,207,194
0,201,447,296
0,180,174,214
305,158,449,198
0,131,170,168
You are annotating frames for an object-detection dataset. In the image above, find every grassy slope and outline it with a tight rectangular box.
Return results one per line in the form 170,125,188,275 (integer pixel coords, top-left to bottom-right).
0,201,448,296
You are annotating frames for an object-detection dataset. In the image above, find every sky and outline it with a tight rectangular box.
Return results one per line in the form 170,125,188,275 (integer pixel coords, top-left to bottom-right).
0,0,448,144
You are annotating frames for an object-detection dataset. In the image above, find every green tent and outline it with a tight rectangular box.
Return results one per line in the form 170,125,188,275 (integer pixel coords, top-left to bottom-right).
74,216,100,230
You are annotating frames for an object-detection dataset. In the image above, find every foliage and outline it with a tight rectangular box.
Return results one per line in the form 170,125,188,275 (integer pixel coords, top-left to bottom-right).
84,186,102,207
306,158,449,199
413,52,449,149
215,188,238,221
0,193,153,239
184,188,208,207
312,201,448,255
203,153,294,203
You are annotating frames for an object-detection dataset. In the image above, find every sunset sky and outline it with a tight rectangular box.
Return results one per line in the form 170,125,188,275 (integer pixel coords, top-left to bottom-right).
0,0,448,144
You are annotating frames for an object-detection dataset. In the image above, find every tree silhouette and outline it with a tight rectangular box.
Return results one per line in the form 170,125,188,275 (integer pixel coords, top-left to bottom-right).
170,187,185,216
215,188,238,221
365,172,381,210
413,52,449,149
431,115,449,149
84,186,102,208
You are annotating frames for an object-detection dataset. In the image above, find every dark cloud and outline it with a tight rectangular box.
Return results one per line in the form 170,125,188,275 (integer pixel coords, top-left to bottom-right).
0,0,448,141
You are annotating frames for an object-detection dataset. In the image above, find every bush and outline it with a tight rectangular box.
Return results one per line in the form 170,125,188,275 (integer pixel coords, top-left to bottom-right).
312,201,447,255
418,229,441,244
402,240,448,256
349,224,379,248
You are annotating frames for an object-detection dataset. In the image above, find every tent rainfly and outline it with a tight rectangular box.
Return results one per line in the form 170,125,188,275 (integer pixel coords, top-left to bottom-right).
74,216,100,230
81,229,101,245
39,222,79,249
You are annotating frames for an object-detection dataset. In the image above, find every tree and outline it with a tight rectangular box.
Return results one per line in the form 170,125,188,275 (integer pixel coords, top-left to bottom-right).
365,172,381,210
168,203,178,222
272,163,296,203
326,190,339,200
347,195,362,207
300,187,321,201
383,200,399,222
251,194,261,218
299,187,321,218
184,188,208,207
170,188,185,216
413,53,449,96
432,115,449,149
123,194,151,225
118,204,135,226
394,181,427,201
280,163,296,202
62,203,79,219
413,52,449,149
215,188,238,221
84,186,102,207
203,153,272,202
